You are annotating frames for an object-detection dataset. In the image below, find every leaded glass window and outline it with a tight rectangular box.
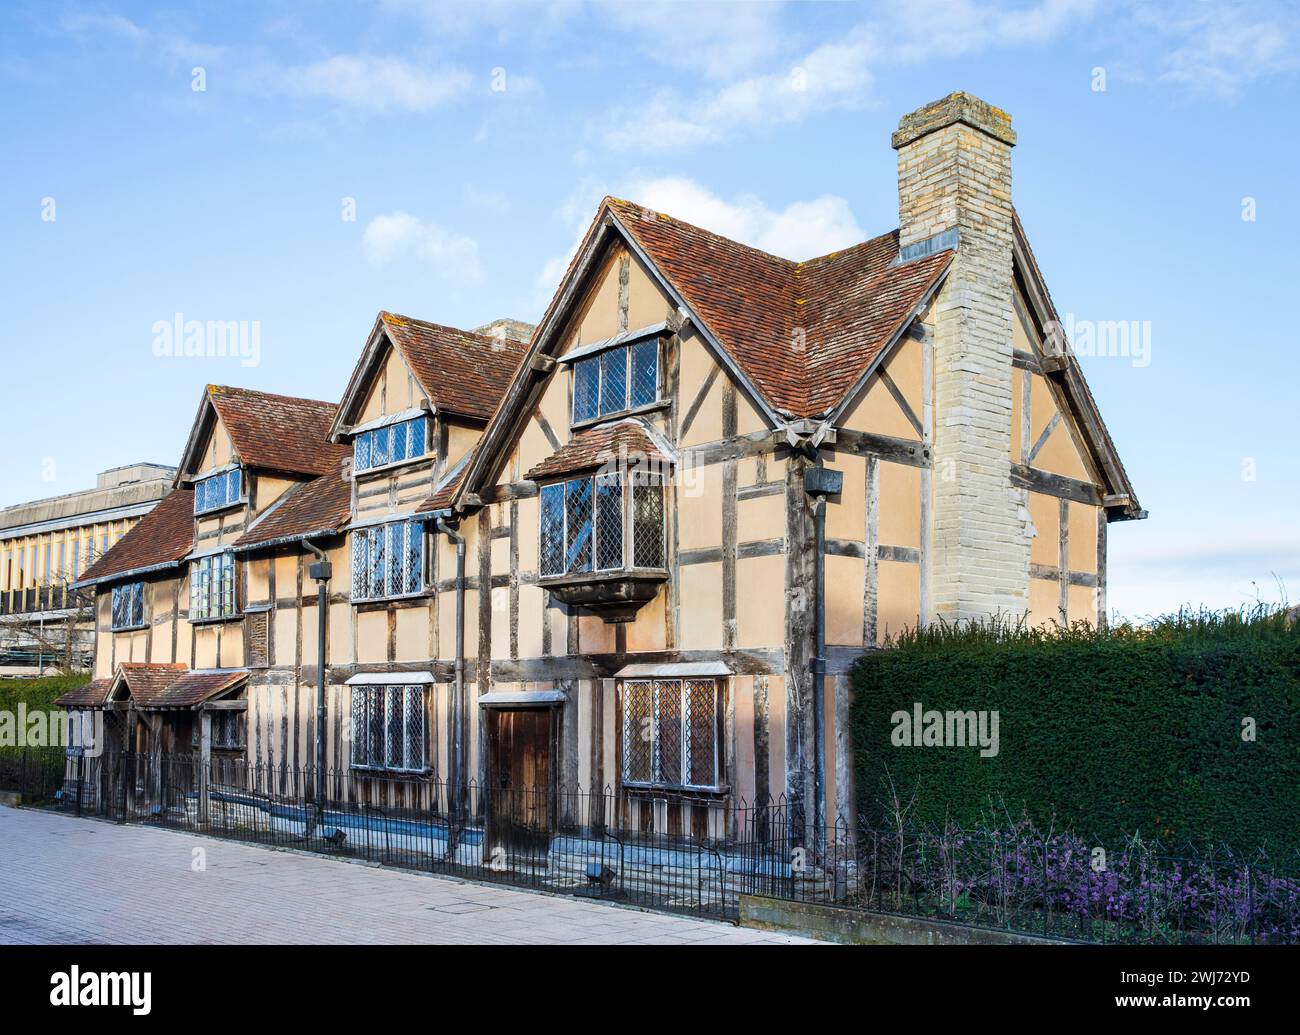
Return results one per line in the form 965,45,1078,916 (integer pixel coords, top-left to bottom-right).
351,520,424,601
350,684,427,771
571,339,660,425
621,678,721,790
538,473,665,577
189,553,236,621
194,468,243,515
353,416,428,474
111,582,145,630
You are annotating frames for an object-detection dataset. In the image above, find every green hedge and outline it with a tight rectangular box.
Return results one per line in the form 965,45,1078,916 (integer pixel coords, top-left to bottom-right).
850,609,1300,855
0,674,91,755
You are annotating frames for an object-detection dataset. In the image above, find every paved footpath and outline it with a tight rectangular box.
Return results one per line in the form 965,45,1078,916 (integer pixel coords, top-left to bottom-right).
0,806,817,945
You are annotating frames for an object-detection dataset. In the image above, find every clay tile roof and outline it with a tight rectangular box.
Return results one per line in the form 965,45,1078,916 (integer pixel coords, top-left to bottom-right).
115,663,247,709
77,488,196,587
524,420,673,483
54,678,112,708
206,385,348,478
235,469,351,550
604,198,952,417
417,464,468,514
380,313,528,421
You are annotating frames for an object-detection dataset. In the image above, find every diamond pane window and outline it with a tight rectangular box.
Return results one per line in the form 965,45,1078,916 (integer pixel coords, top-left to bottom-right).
189,553,236,620
630,339,658,408
354,432,371,472
599,348,627,416
404,686,424,770
351,687,367,766
632,476,664,568
622,680,653,784
385,523,403,597
539,472,665,578
564,478,593,573
350,684,427,771
621,678,721,790
111,583,141,630
594,473,623,570
685,680,719,786
352,520,424,602
655,680,682,789
573,357,599,423
539,484,565,577
194,468,243,515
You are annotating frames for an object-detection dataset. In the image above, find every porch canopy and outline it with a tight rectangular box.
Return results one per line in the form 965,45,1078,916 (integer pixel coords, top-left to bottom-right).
54,663,248,712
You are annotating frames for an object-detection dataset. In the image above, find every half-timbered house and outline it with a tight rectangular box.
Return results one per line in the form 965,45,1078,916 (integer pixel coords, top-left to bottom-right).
61,92,1141,853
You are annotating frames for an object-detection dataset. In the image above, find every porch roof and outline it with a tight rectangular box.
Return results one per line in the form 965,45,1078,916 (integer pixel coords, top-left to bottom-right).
107,663,248,710
53,678,112,709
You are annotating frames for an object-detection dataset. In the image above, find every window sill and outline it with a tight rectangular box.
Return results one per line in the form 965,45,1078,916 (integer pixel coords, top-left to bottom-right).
194,499,247,519
623,784,730,798
110,624,149,633
352,590,431,610
189,613,243,626
570,399,670,433
537,568,668,623
349,765,434,780
352,453,435,479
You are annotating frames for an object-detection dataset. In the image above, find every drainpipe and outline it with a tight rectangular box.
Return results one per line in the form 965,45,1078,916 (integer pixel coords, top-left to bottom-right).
436,518,466,831
302,540,331,809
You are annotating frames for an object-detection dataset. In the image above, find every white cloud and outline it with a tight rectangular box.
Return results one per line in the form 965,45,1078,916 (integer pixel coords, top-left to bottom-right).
1134,2,1300,99
601,1,788,80
279,55,472,112
59,11,228,69
1108,524,1300,621
624,177,865,259
534,176,864,308
363,213,481,280
604,29,879,151
600,0,1101,152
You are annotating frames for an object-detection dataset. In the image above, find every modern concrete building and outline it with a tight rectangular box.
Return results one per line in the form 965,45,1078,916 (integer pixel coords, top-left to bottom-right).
0,463,176,672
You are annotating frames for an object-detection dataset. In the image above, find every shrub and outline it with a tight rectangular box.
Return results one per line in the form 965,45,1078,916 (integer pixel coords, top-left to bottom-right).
850,607,1300,854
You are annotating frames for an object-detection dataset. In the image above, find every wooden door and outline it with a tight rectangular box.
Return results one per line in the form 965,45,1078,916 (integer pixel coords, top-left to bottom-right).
485,708,555,861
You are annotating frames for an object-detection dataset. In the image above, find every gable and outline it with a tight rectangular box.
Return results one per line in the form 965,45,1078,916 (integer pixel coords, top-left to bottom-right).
355,339,424,426
1011,281,1101,485
190,408,236,478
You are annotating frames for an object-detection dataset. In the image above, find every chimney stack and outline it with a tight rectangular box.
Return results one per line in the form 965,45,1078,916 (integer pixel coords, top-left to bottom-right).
893,92,1029,623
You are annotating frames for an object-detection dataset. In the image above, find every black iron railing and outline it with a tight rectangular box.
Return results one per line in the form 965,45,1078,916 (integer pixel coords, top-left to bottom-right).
5,746,1297,943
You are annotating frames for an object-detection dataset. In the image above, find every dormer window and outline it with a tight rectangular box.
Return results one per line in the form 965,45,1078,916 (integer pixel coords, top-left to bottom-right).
571,337,659,425
353,416,428,474
193,467,243,515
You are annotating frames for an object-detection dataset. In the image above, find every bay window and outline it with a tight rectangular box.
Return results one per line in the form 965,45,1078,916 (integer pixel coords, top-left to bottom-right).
351,684,427,772
539,472,663,578
194,468,243,515
190,552,237,621
354,416,428,473
351,519,425,601
622,679,722,791
571,338,659,424
111,582,145,630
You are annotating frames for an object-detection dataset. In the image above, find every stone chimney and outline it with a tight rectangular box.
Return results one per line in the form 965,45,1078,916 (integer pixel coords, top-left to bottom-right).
892,92,1029,623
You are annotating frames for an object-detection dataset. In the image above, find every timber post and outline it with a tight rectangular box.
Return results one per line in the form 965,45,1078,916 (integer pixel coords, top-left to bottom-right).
198,709,211,826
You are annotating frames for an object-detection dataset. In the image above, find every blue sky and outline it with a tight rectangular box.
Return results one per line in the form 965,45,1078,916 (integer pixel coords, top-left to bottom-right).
1,0,1296,620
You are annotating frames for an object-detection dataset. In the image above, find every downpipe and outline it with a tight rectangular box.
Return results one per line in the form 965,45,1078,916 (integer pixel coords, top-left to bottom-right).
302,540,332,810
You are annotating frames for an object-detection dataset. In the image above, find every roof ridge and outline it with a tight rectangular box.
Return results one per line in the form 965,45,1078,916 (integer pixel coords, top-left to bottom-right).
207,384,339,410
380,311,528,352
